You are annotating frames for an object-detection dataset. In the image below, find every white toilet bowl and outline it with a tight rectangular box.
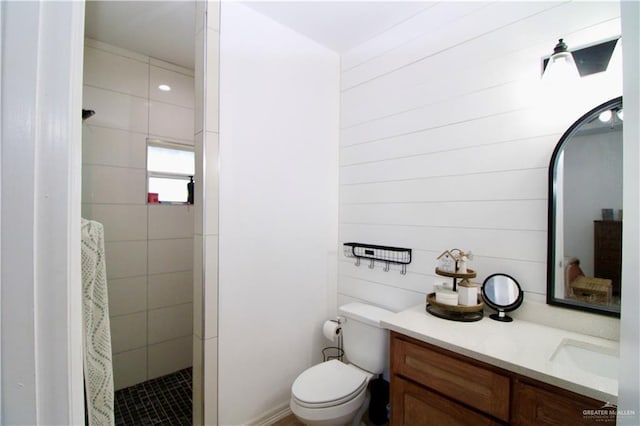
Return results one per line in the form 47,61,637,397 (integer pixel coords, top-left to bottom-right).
290,360,373,426
290,303,393,425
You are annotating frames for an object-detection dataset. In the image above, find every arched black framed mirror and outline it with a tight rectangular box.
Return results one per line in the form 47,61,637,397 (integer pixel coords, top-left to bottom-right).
547,97,622,317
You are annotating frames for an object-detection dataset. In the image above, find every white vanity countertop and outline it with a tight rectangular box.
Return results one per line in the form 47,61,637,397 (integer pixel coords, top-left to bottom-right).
381,304,618,403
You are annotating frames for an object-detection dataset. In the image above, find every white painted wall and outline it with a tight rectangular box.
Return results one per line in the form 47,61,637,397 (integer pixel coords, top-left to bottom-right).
338,2,623,327
619,0,640,422
217,3,339,424
81,39,195,390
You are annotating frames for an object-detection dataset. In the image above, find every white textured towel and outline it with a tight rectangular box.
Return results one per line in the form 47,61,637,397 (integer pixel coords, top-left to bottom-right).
81,219,115,426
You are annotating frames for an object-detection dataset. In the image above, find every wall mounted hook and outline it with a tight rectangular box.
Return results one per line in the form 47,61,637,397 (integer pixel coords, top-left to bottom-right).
343,242,412,275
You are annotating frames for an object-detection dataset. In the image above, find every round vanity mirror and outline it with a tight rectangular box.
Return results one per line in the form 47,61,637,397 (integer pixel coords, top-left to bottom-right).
482,273,524,322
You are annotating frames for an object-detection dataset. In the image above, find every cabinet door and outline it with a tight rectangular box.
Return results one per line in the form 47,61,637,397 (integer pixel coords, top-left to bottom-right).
391,333,510,421
512,380,615,425
390,375,501,426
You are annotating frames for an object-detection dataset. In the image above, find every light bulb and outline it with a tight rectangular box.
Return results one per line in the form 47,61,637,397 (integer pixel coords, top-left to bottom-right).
598,110,612,123
542,39,579,85
158,84,171,92
617,109,623,121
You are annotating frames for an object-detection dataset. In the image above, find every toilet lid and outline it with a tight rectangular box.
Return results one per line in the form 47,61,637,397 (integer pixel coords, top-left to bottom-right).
291,360,368,406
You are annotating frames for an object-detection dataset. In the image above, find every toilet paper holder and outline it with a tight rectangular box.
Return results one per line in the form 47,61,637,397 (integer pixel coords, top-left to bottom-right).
322,318,344,362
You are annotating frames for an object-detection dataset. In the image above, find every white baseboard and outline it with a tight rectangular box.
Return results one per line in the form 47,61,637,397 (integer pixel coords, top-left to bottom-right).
247,402,292,426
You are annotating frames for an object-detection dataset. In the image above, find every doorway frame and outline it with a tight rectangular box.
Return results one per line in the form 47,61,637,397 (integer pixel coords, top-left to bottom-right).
0,1,85,424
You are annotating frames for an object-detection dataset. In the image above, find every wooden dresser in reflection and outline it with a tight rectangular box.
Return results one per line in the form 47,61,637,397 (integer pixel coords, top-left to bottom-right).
594,220,622,297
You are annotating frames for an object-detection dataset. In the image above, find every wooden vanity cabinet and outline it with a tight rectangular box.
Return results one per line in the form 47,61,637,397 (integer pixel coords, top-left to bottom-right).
390,332,615,425
391,376,502,426
390,332,509,425
512,378,616,425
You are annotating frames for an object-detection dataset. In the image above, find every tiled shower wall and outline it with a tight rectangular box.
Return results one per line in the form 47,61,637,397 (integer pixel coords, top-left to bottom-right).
82,39,195,390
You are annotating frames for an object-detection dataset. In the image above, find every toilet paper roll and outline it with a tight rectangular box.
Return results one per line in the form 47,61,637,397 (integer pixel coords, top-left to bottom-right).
322,320,342,342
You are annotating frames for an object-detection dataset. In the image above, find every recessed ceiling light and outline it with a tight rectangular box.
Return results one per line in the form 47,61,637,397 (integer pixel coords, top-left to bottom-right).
158,84,171,92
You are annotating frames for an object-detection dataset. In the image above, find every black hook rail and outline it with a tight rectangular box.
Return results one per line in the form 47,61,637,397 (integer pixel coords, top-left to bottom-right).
343,242,412,275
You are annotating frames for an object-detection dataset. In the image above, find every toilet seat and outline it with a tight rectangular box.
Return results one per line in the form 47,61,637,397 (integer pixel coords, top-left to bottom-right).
291,360,368,408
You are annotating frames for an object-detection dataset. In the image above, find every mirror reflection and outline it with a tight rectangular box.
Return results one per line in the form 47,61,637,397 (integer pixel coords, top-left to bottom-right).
484,276,520,307
547,97,622,316
482,273,523,322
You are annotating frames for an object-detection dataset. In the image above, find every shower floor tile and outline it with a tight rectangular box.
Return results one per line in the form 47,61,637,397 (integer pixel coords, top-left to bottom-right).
114,367,192,426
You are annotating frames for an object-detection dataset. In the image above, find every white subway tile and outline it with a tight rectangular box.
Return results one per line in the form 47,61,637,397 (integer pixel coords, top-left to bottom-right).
195,1,206,33
82,165,146,205
192,337,204,425
148,238,193,275
194,131,204,235
205,28,219,132
193,235,204,339
203,337,218,426
148,303,193,344
149,58,194,77
82,125,146,169
204,132,219,235
84,46,149,98
148,336,193,380
148,205,195,240
148,271,193,309
82,86,148,134
204,235,218,339
104,240,147,279
110,312,147,353
107,276,147,317
194,30,204,135
150,65,195,109
207,1,220,31
113,348,147,390
85,38,149,64
149,101,194,143
81,204,147,242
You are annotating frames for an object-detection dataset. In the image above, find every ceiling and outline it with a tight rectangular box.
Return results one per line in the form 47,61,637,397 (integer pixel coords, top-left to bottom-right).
84,1,433,70
85,1,197,69
243,1,432,53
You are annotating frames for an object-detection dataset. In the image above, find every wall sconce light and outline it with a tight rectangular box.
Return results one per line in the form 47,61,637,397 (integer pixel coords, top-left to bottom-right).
82,109,96,121
543,39,579,82
542,37,619,80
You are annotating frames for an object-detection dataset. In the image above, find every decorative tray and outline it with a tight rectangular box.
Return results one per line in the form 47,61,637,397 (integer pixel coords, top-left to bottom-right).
425,292,484,322
426,293,484,312
435,268,477,279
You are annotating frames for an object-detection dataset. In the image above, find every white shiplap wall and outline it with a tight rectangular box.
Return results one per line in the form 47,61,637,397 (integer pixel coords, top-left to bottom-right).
338,1,622,312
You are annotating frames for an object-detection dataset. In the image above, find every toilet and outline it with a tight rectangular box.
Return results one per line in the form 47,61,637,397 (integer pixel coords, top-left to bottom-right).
290,302,393,426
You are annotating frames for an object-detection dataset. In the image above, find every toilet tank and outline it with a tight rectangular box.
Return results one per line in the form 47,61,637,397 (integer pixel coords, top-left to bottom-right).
338,303,394,374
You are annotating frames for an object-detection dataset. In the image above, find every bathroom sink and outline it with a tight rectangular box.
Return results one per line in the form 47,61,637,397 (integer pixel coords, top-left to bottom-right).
550,339,619,380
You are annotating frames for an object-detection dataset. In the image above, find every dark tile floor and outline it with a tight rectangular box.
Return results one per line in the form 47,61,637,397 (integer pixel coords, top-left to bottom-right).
114,368,192,426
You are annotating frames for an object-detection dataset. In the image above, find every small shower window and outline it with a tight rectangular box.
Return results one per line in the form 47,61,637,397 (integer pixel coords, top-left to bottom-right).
147,139,195,204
